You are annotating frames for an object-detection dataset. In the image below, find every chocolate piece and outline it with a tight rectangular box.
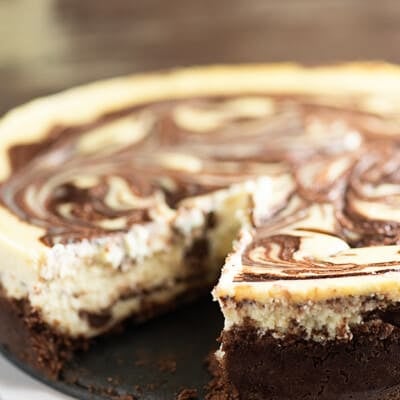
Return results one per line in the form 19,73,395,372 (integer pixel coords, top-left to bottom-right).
176,388,198,400
157,356,177,373
111,395,136,400
79,309,113,329
184,238,210,270
206,212,217,230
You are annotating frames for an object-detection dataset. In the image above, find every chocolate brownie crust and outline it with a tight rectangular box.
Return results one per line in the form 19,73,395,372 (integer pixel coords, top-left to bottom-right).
219,313,400,400
0,282,210,379
0,287,87,379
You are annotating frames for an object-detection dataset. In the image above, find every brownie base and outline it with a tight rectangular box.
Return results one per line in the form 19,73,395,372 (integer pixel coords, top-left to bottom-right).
0,282,210,380
0,287,89,379
217,319,400,400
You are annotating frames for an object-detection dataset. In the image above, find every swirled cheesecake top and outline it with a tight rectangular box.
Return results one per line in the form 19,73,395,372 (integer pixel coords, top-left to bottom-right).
2,63,400,302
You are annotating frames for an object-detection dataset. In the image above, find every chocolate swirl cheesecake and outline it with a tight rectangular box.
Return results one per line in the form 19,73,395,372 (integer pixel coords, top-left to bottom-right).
1,64,400,398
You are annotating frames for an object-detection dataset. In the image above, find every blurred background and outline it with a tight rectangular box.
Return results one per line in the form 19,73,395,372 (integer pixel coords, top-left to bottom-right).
1,0,400,113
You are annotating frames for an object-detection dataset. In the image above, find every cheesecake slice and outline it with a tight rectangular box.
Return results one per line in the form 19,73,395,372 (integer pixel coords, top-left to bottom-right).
214,190,400,400
0,64,400,398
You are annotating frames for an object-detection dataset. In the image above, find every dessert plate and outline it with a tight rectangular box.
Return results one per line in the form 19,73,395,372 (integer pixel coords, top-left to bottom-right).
1,298,221,400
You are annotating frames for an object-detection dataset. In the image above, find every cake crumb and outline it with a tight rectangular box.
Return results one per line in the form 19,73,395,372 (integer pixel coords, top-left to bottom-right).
111,395,136,400
176,388,198,400
157,356,177,373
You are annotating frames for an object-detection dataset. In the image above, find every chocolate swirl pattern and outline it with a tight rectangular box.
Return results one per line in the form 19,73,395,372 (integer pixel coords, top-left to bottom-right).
2,93,400,284
0,97,288,245
340,145,400,245
239,202,400,282
238,138,400,282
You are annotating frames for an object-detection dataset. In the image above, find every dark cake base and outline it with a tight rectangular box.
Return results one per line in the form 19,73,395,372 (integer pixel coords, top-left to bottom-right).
2,297,225,400
0,282,210,380
218,318,400,400
0,288,88,379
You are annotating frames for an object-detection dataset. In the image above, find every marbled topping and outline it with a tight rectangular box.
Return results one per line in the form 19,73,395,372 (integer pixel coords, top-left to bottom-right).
1,97,285,245
238,142,400,283
2,91,400,286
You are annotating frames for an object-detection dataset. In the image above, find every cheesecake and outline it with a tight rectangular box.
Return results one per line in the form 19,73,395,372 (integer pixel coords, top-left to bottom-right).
1,64,400,399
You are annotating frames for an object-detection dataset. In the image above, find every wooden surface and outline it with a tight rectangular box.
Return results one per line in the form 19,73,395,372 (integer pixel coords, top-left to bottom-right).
1,0,400,114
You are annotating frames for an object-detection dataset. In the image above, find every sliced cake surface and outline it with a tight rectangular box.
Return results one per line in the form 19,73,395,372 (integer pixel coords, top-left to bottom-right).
1,64,400,393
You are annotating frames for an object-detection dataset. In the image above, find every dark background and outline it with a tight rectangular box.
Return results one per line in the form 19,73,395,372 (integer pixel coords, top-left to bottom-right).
1,0,400,114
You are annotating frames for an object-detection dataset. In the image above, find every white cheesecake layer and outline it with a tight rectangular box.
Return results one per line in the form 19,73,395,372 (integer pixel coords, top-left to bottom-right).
218,294,392,342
